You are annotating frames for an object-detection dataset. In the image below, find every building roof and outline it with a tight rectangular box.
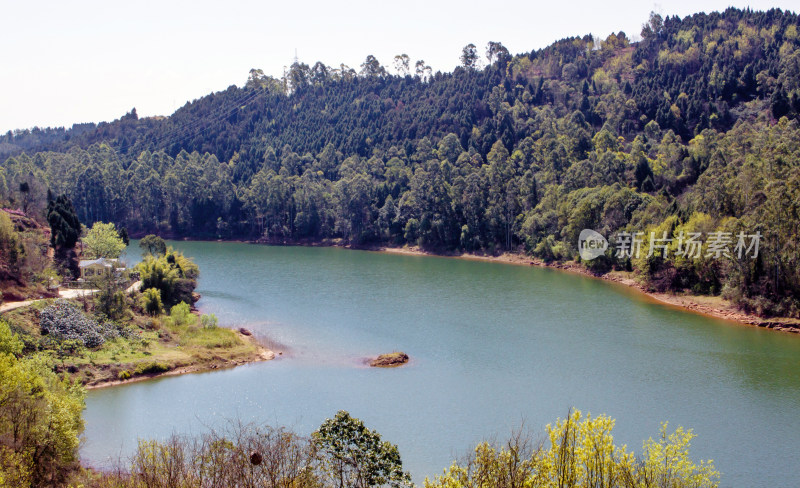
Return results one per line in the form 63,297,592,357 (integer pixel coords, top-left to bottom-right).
78,258,124,269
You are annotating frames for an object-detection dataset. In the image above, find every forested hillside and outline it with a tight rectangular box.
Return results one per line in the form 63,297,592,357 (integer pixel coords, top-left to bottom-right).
2,8,799,316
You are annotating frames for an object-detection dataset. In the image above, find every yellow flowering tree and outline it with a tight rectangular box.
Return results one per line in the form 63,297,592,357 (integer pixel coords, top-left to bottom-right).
424,409,718,488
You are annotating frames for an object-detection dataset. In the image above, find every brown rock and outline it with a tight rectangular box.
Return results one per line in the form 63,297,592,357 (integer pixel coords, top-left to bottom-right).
369,352,409,368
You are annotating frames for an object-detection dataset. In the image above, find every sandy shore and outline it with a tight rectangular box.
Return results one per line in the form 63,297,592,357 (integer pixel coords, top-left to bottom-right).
375,245,800,334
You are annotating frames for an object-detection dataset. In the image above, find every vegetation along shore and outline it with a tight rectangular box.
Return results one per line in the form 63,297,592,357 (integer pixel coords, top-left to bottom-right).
3,6,800,485
375,245,800,332
5,8,800,328
0,212,275,389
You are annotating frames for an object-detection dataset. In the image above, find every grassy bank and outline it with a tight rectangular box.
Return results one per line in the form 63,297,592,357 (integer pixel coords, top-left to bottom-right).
1,298,273,388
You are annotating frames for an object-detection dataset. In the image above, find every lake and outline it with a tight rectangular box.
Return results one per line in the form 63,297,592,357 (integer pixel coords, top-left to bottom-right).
82,242,800,487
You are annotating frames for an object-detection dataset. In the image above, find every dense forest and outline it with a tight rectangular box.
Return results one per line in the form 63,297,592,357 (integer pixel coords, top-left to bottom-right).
2,8,799,316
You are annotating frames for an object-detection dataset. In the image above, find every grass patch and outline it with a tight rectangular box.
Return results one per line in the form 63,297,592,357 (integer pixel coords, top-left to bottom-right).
180,326,239,349
2,297,264,386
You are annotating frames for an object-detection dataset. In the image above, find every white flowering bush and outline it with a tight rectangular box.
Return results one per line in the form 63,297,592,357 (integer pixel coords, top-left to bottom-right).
40,299,114,348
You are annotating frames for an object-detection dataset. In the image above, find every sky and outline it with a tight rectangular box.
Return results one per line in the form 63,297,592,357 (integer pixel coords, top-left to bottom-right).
1,0,797,133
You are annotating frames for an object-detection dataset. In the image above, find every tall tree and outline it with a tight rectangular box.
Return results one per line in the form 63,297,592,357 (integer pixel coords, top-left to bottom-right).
46,194,81,250
82,222,125,259
393,54,410,76
460,43,479,69
313,411,411,488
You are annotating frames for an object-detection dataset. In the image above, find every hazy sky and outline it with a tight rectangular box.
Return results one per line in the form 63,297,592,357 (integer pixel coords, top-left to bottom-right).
1,0,796,132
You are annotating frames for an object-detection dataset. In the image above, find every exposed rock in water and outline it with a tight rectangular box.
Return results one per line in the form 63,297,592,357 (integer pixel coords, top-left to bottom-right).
369,352,409,367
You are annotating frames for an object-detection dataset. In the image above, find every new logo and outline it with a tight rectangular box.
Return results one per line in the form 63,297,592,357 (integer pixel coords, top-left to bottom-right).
578,229,608,261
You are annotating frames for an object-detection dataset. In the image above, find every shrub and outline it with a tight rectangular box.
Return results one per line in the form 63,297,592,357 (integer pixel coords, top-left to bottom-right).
40,299,106,348
94,269,129,320
134,362,170,375
424,409,719,488
165,302,194,328
200,313,218,329
0,319,23,357
118,370,132,380
141,288,163,316
136,248,199,309
0,348,85,487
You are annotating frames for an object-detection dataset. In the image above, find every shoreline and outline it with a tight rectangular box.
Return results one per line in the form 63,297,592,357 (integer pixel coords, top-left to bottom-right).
370,245,800,333
84,332,276,390
75,240,799,389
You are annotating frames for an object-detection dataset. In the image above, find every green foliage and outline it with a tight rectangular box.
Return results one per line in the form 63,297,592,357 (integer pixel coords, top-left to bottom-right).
118,369,131,380
200,313,218,329
140,287,163,316
74,411,721,487
134,361,171,375
136,248,199,310
82,221,126,259
46,194,81,249
0,319,23,357
165,301,195,328
313,410,412,488
0,352,85,487
3,8,800,316
139,234,166,257
0,211,16,252
180,326,237,349
119,226,130,246
425,409,718,488
92,267,129,320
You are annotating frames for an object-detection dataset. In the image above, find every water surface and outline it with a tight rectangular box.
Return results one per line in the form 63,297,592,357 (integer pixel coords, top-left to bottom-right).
84,242,800,487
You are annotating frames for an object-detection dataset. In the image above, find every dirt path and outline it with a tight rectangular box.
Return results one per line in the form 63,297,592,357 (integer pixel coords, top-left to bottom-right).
0,300,36,313
125,281,141,294
0,287,101,313
58,288,99,299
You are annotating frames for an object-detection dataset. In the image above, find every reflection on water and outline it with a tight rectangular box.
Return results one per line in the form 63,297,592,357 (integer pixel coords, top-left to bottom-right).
84,242,800,488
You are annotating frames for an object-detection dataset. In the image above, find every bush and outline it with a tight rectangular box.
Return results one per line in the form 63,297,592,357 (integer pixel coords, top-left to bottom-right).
40,299,108,348
124,424,317,488
136,248,199,309
134,361,171,375
200,313,218,329
0,350,85,487
118,370,132,380
0,319,23,357
424,409,719,488
141,288,163,316
165,302,194,328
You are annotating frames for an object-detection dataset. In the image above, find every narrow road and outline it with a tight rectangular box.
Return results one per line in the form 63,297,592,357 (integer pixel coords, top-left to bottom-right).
0,281,140,314
0,299,36,313
125,281,142,294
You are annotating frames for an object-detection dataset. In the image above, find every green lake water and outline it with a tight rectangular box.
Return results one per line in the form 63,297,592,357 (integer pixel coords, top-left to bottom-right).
82,242,800,487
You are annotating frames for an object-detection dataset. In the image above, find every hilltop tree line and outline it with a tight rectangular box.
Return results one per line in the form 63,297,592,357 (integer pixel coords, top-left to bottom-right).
1,8,799,316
